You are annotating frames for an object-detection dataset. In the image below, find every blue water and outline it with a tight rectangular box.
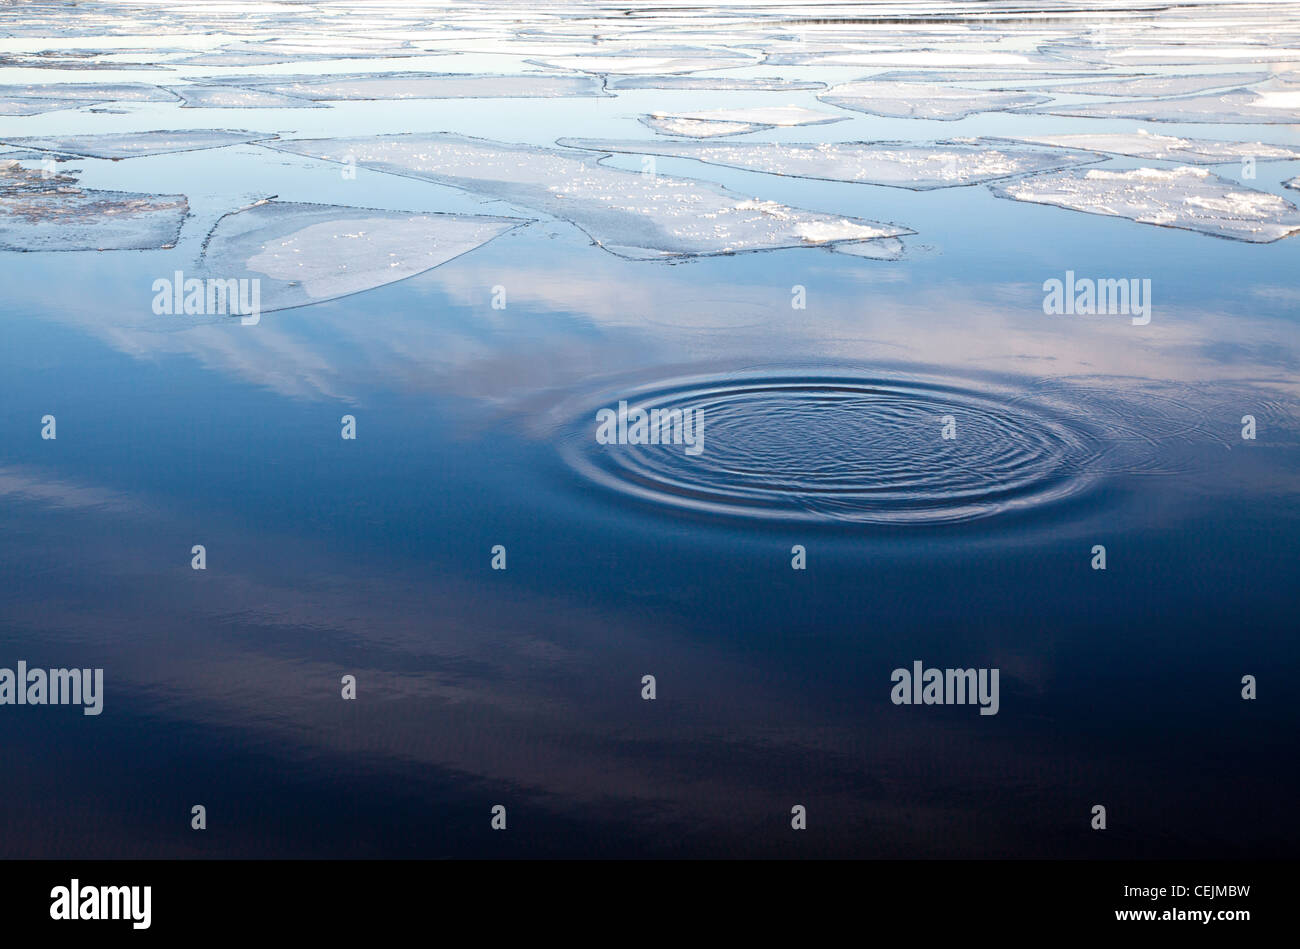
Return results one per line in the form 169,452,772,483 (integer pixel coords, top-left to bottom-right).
1,2,1298,858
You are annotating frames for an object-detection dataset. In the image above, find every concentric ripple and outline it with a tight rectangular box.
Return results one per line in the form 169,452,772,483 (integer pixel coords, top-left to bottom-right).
557,371,1107,525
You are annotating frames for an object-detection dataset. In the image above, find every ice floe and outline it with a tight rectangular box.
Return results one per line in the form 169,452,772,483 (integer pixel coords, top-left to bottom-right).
264,133,910,259
652,105,843,127
556,138,1104,190
989,167,1300,243
830,237,905,260
609,76,827,91
169,85,325,109
173,38,428,67
0,97,101,115
818,81,1050,120
642,105,846,138
1029,86,1300,123
642,117,767,138
0,130,277,160
1022,72,1271,97
767,50,1052,69
867,69,1117,83
198,200,529,312
0,82,175,103
0,161,76,190
0,159,187,252
217,73,609,100
526,52,757,75
0,50,171,71
989,130,1300,165
1054,44,1300,67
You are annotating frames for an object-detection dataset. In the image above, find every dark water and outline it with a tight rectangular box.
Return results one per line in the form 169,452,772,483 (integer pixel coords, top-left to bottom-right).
1,1,1299,859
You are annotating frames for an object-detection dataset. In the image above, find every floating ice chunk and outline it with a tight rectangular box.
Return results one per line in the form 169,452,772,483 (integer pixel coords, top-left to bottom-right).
1,130,277,159
0,79,175,117
171,35,433,66
1066,45,1300,66
253,36,412,54
989,166,1300,243
0,149,61,161
819,81,1049,120
176,47,417,67
175,51,304,67
0,160,187,252
653,105,844,128
831,237,905,260
526,53,756,75
868,69,1117,83
0,50,170,71
0,189,187,250
169,85,325,109
768,51,1050,68
0,97,101,115
556,138,1104,190
609,76,827,91
264,133,910,259
989,130,1300,165
221,73,610,100
1,160,76,190
1029,87,1300,123
1286,177,1299,192
642,105,845,138
1026,72,1270,97
198,200,529,312
642,117,771,138
0,82,175,102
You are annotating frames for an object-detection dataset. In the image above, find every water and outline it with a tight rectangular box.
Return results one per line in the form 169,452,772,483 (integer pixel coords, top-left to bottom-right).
1,0,1298,859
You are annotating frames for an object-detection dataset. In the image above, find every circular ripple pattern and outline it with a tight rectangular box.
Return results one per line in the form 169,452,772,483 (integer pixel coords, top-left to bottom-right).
559,373,1105,525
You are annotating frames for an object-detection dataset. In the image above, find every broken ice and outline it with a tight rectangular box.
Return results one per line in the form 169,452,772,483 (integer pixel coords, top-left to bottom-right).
263,133,911,259
767,50,1054,69
642,106,846,138
218,73,609,100
0,82,176,103
989,131,1300,165
642,117,768,138
1029,86,1300,124
169,85,325,109
0,97,106,115
198,200,529,312
1,130,276,160
831,237,905,260
818,81,1050,120
609,77,827,91
1022,72,1270,97
526,51,757,75
989,167,1300,243
556,138,1104,190
0,81,175,115
1050,44,1300,67
174,37,435,67
0,159,187,252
